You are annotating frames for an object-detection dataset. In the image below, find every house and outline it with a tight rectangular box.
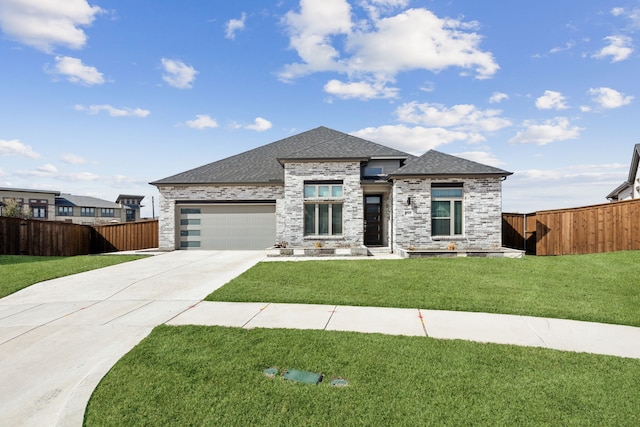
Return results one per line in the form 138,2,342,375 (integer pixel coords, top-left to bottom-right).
151,127,512,252
55,194,128,225
116,194,145,222
607,144,640,201
0,187,60,219
0,187,145,224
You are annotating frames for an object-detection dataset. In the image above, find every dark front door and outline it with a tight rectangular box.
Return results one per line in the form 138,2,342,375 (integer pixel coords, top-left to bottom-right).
364,195,382,246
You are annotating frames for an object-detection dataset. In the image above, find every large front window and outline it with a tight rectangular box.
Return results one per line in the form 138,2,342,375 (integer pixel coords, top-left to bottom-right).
304,183,343,236
431,185,463,236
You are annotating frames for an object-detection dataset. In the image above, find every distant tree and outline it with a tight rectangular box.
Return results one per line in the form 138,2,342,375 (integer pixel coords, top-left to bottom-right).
1,198,32,219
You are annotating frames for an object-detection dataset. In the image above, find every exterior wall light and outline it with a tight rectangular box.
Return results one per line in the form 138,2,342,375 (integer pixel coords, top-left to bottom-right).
406,197,411,205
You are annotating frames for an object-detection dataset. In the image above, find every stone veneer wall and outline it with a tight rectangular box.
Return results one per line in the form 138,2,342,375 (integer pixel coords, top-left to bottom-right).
282,161,363,247
392,177,503,250
156,184,284,250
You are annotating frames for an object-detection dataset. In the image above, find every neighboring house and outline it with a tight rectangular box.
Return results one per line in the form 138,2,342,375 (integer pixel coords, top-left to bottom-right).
116,194,145,222
0,187,60,219
0,187,145,224
151,127,512,252
55,194,127,225
607,144,640,201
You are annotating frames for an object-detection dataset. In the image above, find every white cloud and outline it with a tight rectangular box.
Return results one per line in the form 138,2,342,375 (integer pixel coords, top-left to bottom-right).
396,101,511,132
324,79,398,99
508,117,582,146
489,92,509,104
535,90,568,110
611,7,625,17
588,87,633,109
61,153,90,164
352,124,470,154
280,0,352,80
592,35,633,62
0,0,103,52
280,1,498,88
503,163,629,212
611,7,640,30
186,114,219,129
246,117,272,131
161,58,198,89
37,163,58,174
49,56,104,86
225,12,246,40
0,139,40,158
548,41,575,54
75,104,151,117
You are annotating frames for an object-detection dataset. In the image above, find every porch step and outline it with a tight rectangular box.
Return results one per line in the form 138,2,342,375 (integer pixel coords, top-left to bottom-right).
366,246,392,255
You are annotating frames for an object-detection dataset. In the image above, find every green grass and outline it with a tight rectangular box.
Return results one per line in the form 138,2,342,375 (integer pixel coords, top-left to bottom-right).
85,325,640,426
207,251,640,326
0,255,147,298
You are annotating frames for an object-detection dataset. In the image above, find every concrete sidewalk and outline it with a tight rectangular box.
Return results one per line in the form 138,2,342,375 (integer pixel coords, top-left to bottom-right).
168,301,640,359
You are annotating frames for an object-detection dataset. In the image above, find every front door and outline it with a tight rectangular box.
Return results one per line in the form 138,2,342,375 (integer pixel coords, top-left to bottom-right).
364,195,383,246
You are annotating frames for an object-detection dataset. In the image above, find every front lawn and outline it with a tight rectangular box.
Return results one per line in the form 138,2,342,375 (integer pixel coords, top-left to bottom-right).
0,255,147,298
207,251,640,327
85,325,640,426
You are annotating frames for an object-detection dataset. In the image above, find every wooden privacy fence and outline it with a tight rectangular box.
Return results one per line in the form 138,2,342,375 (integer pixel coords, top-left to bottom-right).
502,212,537,254
0,217,91,256
503,198,640,256
92,220,158,253
0,217,158,256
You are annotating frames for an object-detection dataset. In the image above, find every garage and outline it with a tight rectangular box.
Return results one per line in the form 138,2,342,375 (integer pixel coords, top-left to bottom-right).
177,203,276,250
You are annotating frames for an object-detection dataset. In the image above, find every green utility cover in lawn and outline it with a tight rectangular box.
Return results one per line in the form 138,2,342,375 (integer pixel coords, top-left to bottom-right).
283,369,323,385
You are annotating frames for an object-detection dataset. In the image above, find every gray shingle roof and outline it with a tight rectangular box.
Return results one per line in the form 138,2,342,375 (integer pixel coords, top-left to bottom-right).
150,126,411,185
56,194,121,209
390,150,512,177
150,126,512,185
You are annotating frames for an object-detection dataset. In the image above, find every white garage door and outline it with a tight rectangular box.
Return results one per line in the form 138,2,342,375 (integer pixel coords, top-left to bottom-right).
177,204,276,250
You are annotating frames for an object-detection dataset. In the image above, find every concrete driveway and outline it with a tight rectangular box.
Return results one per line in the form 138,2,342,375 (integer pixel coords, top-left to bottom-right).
0,250,265,427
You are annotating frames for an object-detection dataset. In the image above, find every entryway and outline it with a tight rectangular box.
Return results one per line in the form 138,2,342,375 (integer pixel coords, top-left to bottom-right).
364,195,383,246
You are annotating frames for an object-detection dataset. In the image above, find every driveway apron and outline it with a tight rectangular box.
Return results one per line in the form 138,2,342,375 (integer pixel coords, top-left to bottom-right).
0,250,265,427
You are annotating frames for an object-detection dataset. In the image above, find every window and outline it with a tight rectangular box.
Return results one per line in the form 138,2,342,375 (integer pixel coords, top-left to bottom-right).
101,208,114,217
303,182,343,236
363,166,383,176
180,218,201,225
58,206,73,216
126,209,135,222
30,199,47,219
431,185,463,236
181,207,201,214
180,241,201,248
81,207,95,217
31,207,47,218
180,230,201,237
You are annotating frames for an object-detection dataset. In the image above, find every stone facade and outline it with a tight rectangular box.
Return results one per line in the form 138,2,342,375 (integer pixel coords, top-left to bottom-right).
156,184,284,250
156,167,505,252
282,161,363,247
392,177,503,251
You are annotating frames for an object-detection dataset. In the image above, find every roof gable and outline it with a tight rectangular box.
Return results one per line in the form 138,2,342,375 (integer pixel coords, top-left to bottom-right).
151,126,411,185
391,150,512,177
607,143,640,199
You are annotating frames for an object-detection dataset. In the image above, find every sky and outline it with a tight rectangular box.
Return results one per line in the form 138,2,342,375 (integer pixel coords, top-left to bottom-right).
1,0,640,218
